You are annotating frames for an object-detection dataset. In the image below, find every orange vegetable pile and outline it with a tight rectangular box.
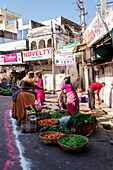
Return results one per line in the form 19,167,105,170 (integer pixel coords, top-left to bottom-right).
38,119,59,126
43,132,64,139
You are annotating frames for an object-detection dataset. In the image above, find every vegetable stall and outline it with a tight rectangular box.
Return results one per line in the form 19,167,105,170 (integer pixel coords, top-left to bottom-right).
20,105,98,152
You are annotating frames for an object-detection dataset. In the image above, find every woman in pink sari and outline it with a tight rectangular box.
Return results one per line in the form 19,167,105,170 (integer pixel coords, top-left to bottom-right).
36,74,45,105
50,76,79,115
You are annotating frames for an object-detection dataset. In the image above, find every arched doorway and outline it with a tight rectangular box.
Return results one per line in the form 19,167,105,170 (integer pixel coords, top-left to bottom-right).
47,39,52,48
38,40,46,49
31,41,37,50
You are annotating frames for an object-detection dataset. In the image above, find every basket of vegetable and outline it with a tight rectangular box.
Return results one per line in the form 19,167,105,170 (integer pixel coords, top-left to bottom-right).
40,132,64,145
36,112,51,120
38,119,59,127
103,124,111,130
40,125,62,135
51,112,70,119
58,134,88,152
66,113,97,135
26,107,37,115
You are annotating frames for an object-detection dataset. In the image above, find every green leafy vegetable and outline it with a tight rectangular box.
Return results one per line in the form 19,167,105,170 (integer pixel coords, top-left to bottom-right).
66,112,97,128
59,135,87,147
40,125,62,132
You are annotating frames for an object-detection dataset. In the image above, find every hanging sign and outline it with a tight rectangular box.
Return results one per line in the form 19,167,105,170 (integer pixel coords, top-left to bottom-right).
84,12,108,47
23,48,52,61
55,53,75,66
0,53,22,65
60,42,82,55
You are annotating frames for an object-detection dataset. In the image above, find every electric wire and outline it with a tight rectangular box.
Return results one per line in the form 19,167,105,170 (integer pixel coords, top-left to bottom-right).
87,0,100,23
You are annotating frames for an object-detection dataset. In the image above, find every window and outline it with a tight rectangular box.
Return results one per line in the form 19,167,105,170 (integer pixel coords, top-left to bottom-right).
47,39,52,47
38,40,46,49
31,41,37,50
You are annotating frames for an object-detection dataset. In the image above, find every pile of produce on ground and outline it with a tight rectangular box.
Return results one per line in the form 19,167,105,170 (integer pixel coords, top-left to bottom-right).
0,89,15,96
40,125,62,133
38,107,51,111
26,107,36,114
51,112,70,119
58,135,88,147
41,109,70,119
38,119,59,126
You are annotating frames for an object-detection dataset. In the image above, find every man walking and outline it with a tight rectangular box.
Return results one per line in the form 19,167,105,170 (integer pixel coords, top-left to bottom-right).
87,82,106,110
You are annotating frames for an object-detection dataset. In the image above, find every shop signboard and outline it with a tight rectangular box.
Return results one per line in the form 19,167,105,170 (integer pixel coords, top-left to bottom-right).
60,42,82,55
23,48,52,62
84,12,108,47
0,53,22,65
55,53,75,66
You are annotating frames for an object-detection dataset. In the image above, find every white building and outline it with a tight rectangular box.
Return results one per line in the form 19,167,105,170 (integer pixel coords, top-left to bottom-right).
27,16,81,90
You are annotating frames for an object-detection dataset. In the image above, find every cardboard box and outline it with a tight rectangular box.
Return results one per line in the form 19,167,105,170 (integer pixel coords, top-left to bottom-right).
21,120,37,133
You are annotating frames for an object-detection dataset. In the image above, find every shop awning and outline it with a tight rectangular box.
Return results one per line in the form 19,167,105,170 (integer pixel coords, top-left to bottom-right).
0,40,28,52
72,43,87,53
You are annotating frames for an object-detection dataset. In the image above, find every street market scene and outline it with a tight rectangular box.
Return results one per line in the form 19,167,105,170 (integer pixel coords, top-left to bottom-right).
0,0,113,170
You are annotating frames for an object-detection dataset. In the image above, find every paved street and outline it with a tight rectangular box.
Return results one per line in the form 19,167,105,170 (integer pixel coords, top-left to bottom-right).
0,95,113,170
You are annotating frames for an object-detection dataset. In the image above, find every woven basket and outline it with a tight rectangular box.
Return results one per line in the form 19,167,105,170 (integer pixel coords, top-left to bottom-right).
40,125,62,135
74,122,95,135
40,132,64,145
57,134,88,152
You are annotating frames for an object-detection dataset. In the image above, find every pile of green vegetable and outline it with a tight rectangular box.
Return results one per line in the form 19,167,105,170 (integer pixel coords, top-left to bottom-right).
40,125,62,133
51,112,70,119
59,135,87,147
66,112,97,128
0,89,15,96
61,128,75,134
26,107,36,114
41,109,70,119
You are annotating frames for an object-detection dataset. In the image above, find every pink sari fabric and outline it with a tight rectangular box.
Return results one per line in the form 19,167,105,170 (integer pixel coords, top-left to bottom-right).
36,78,44,105
61,84,79,115
67,91,79,115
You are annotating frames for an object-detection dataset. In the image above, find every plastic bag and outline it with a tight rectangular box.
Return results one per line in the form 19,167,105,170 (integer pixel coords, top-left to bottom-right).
59,116,71,127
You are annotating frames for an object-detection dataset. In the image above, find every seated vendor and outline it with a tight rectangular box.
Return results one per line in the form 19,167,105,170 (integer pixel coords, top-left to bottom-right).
12,71,43,125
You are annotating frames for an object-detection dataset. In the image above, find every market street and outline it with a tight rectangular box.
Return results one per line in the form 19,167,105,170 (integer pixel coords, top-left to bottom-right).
0,95,113,170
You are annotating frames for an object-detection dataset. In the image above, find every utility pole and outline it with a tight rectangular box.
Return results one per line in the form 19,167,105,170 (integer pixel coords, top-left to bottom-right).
51,20,55,91
77,0,86,43
76,0,88,91
101,0,106,20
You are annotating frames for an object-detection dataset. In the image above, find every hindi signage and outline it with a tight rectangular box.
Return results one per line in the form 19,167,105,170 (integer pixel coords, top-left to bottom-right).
84,12,108,47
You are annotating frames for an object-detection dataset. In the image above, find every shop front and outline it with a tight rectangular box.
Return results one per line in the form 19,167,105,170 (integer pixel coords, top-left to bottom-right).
23,48,54,90
83,11,112,107
0,53,26,87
